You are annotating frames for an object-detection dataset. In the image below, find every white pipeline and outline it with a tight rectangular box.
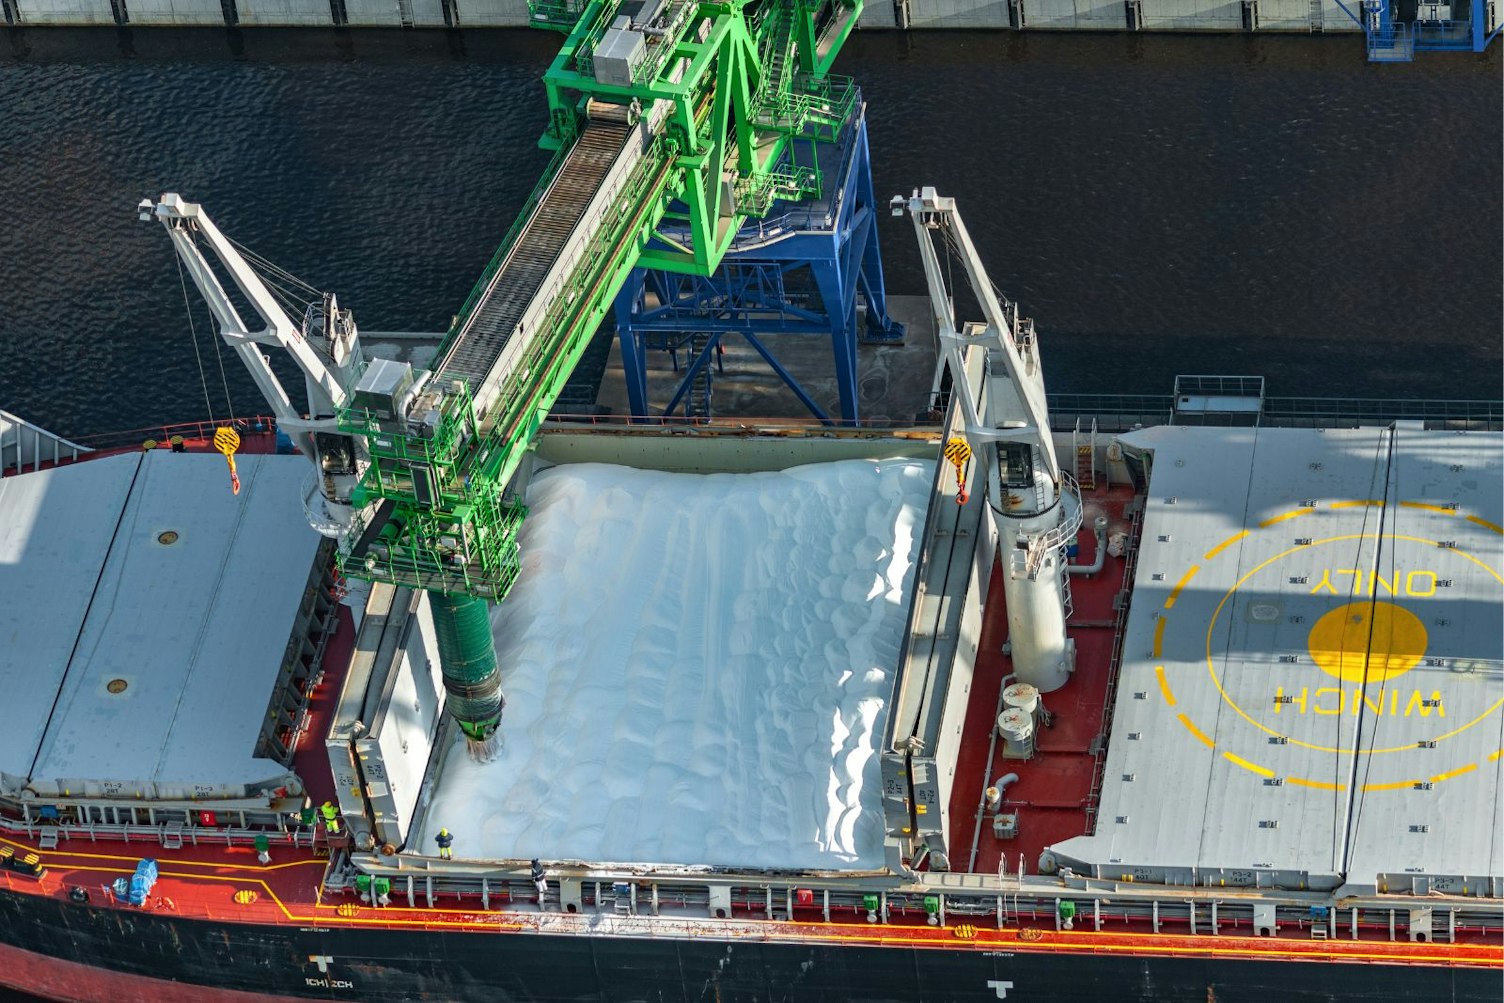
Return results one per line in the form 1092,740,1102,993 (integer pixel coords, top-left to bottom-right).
1068,516,1110,575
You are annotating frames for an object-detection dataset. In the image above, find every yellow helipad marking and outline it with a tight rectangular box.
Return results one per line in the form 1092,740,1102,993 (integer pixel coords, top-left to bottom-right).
1203,532,1504,755
1308,600,1428,684
1330,500,1384,509
1430,763,1478,783
1468,515,1504,535
1164,565,1199,609
1362,779,1420,792
1154,665,1176,707
1288,776,1346,791
1177,713,1214,748
1399,501,1456,515
1222,751,1275,778
1203,530,1248,560
1259,508,1316,528
1153,617,1167,658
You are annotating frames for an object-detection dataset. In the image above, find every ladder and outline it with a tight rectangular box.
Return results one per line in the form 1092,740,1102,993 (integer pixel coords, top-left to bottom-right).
1073,418,1097,491
1060,549,1075,621
1308,0,1324,31
684,333,714,418
396,0,414,26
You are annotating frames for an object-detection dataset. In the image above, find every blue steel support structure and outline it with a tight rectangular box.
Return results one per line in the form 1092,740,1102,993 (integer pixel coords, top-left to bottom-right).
1355,0,1499,60
612,101,903,425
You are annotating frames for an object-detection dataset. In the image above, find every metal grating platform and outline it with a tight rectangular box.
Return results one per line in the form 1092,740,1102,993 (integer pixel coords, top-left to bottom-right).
1050,425,1503,894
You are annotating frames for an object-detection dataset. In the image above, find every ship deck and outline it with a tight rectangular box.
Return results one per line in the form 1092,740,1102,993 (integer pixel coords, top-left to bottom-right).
946,482,1137,881
949,425,1503,900
0,418,1500,983
0,435,324,801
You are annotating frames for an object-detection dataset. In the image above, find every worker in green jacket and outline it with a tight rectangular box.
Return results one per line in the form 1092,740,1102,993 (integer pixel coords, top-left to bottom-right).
319,801,341,836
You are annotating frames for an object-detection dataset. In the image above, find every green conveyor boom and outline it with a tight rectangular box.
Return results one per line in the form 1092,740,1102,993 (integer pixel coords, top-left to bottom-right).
335,0,864,758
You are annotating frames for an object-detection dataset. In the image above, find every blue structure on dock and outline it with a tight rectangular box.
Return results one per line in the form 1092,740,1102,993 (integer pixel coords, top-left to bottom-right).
1355,0,1500,60
612,98,903,425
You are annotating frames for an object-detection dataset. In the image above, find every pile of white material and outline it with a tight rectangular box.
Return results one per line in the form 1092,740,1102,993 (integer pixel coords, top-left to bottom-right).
420,458,933,870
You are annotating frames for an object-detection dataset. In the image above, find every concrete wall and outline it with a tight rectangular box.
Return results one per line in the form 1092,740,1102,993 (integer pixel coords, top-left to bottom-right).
858,0,897,28
452,0,531,25
909,0,1013,29
4,0,538,23
236,0,333,24
15,0,117,26
1017,0,1121,28
127,0,226,26
1141,0,1242,30
0,0,1393,29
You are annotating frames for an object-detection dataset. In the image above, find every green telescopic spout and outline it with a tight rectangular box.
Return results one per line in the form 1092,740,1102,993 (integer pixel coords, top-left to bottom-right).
428,591,505,762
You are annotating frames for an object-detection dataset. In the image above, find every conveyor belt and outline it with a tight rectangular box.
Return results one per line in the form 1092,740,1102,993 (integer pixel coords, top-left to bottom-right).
434,122,632,395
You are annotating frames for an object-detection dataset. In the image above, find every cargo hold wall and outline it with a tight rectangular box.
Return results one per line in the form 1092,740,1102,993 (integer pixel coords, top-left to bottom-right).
326,583,446,853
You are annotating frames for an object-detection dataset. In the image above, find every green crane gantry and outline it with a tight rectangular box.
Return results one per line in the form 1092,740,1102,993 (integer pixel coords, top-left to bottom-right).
333,0,866,758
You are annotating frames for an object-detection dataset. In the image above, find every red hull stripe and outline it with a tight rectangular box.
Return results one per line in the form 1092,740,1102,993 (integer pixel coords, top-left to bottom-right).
0,937,306,1003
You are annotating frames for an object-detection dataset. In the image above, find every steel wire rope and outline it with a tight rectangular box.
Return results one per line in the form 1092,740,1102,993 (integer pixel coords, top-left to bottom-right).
1193,421,1265,876
186,229,238,421
225,235,322,297
1343,426,1401,875
937,226,1014,329
174,253,217,424
1327,438,1385,871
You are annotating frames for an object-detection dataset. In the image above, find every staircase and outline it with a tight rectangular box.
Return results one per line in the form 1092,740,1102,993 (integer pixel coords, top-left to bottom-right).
1072,418,1097,491
684,334,715,418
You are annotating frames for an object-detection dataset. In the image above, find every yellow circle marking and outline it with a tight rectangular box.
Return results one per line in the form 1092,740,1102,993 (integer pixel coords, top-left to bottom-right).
1308,601,1428,684
1200,532,1504,755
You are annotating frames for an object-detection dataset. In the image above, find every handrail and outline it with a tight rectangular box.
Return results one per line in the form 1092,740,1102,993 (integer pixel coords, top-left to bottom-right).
69,415,281,451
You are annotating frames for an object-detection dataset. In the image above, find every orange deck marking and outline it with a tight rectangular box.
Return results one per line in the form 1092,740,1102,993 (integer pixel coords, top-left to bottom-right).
1259,508,1315,528
1154,665,1176,707
1164,565,1199,609
1177,713,1214,749
1203,530,1248,560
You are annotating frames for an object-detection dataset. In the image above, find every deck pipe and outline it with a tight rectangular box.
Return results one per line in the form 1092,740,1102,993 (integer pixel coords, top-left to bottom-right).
429,592,505,761
1067,516,1110,575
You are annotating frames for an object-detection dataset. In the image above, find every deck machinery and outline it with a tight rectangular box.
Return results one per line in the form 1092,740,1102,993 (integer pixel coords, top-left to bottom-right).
146,0,870,759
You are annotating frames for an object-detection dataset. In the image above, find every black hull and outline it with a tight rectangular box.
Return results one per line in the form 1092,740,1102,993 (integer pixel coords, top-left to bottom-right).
0,886,1495,1002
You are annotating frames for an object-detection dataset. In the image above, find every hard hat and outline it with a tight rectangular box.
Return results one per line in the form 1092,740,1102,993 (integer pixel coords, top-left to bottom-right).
439,828,449,836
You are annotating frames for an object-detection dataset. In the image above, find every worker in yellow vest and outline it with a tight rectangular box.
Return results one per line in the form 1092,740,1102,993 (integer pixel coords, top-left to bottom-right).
319,801,341,836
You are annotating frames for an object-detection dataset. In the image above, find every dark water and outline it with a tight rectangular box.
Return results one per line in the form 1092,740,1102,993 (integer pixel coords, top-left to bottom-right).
0,28,1499,439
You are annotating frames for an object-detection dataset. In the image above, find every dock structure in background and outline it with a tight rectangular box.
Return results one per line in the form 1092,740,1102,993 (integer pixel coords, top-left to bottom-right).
9,0,1501,61
612,99,904,425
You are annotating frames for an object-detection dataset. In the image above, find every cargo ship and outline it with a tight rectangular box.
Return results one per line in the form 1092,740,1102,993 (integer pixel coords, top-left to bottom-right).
2,0,1502,997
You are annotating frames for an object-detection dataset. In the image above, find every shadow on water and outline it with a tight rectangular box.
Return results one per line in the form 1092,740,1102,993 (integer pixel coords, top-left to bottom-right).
0,28,1498,437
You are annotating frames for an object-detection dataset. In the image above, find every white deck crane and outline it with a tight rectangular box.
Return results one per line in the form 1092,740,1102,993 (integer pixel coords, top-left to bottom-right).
139,193,368,536
893,187,1082,692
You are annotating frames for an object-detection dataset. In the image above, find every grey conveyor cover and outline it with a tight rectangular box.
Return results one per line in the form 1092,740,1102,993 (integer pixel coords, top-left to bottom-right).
434,122,632,398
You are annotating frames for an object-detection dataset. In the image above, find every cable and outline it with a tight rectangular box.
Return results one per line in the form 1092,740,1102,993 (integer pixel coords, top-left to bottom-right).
1342,425,1399,876
175,254,216,424
188,230,239,421
226,235,323,296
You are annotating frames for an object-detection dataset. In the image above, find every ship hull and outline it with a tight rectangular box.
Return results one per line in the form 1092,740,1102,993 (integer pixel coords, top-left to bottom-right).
0,886,1496,1003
